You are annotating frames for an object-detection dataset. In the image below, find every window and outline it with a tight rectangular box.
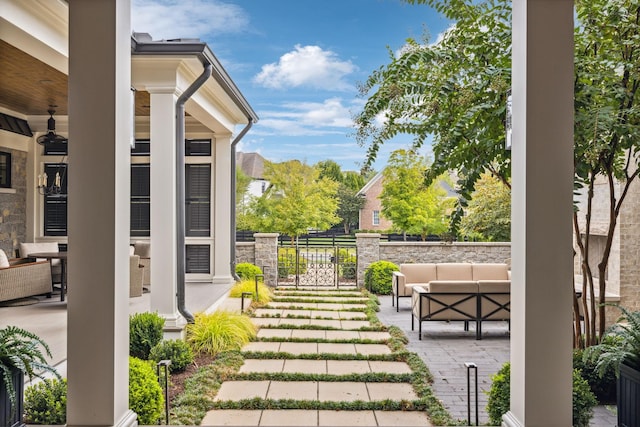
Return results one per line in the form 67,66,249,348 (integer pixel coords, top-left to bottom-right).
185,164,211,237
185,139,211,156
131,139,150,156
186,244,210,273
131,164,150,236
44,163,68,236
0,152,11,188
373,210,380,226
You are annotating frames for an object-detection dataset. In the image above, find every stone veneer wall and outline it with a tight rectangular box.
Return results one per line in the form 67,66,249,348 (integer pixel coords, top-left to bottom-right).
253,233,278,287
379,241,511,265
0,149,26,257
236,242,256,265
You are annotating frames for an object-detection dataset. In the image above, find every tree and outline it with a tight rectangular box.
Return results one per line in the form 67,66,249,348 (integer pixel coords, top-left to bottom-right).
380,150,453,240
246,160,340,243
459,173,511,241
235,167,253,230
354,0,512,232
572,0,640,346
356,0,640,346
315,161,367,234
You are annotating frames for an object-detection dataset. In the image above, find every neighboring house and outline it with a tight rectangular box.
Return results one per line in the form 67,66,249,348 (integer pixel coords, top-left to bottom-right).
356,172,458,232
237,151,269,202
356,172,392,231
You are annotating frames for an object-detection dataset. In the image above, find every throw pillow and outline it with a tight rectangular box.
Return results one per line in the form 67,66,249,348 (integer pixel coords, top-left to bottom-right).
0,249,10,268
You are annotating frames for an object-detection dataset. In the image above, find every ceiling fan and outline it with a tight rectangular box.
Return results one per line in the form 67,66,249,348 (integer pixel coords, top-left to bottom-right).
36,109,68,145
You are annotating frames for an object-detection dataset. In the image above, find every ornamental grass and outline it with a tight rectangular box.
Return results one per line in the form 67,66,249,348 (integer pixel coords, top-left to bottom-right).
187,311,257,356
229,279,273,304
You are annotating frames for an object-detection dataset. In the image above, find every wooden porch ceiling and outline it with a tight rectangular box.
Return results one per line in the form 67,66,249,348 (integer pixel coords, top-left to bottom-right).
0,40,151,118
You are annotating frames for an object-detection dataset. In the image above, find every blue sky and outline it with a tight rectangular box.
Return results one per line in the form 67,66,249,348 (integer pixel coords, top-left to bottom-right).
132,0,449,172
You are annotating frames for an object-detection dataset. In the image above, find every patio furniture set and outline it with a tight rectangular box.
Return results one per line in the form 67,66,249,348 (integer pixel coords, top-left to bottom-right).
392,262,511,340
0,241,151,303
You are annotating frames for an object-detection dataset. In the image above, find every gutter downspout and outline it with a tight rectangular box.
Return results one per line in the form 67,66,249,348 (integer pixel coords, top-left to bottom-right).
176,63,212,323
230,119,254,282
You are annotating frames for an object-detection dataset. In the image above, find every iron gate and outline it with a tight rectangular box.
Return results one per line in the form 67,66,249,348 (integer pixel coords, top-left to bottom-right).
277,245,357,287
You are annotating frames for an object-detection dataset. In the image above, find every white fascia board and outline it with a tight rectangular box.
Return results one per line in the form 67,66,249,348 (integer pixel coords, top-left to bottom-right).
0,0,68,74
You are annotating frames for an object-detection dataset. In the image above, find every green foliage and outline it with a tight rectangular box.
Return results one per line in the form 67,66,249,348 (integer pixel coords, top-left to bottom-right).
364,260,399,295
584,306,640,375
337,248,357,280
235,263,263,280
486,362,510,425
129,356,164,425
244,160,340,241
573,347,616,403
149,339,194,373
229,279,273,304
380,150,453,240
24,378,67,425
487,362,597,426
459,172,511,241
187,311,256,356
277,248,307,278
129,312,164,359
0,326,60,418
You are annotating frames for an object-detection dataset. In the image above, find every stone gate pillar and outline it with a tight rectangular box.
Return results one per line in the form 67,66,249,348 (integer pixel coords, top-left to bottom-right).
254,233,278,287
356,233,381,287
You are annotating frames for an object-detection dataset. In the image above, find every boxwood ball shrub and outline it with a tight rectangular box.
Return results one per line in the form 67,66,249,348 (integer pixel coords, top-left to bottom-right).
187,311,256,356
235,263,262,280
149,339,194,373
229,279,273,304
337,248,357,280
24,378,67,425
129,312,164,359
364,260,399,295
487,362,597,427
129,356,164,425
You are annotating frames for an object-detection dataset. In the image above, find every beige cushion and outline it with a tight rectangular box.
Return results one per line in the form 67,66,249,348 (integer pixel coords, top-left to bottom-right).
129,245,135,255
400,263,437,284
435,263,473,281
424,282,478,320
0,249,9,268
134,241,150,258
19,242,60,267
472,263,509,280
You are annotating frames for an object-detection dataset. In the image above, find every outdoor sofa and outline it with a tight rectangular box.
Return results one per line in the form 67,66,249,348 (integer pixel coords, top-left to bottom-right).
400,263,510,340
0,257,53,302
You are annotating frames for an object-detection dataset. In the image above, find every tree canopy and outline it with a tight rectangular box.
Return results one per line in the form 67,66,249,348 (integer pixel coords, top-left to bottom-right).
380,149,453,240
459,173,510,241
245,160,340,242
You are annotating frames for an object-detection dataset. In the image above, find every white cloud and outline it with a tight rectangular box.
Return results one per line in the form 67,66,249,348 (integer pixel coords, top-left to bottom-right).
252,98,359,136
253,45,357,91
132,0,249,40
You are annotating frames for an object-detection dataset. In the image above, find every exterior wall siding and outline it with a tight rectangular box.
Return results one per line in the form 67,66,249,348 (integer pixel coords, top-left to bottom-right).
359,176,392,231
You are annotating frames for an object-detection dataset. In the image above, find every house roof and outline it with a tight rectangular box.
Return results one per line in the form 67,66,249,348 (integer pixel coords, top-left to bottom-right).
356,172,383,196
237,152,266,179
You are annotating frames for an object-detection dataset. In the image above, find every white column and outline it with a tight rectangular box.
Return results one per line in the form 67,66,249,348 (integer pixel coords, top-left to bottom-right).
505,0,574,426
67,1,136,426
149,89,183,327
213,135,233,284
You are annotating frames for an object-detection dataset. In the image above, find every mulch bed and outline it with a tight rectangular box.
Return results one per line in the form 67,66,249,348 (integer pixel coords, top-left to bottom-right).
168,353,216,402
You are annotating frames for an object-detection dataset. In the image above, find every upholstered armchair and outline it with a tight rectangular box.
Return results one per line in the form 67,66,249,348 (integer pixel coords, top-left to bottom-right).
18,242,62,286
0,255,53,302
133,241,150,289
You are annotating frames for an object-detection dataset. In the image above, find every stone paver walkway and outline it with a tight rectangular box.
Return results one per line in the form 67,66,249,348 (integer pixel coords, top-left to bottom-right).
200,286,434,426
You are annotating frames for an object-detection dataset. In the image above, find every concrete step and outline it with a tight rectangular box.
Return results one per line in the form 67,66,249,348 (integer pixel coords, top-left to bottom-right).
253,308,368,320
251,317,371,330
201,409,433,426
256,328,391,341
238,358,412,375
242,341,391,356
266,301,367,310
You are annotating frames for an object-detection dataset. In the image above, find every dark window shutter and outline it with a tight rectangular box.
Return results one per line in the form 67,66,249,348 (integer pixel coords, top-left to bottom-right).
185,164,210,237
131,164,150,236
131,140,151,156
43,163,68,236
186,245,210,273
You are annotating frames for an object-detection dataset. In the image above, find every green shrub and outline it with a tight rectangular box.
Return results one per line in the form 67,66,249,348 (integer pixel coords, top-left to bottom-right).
235,263,262,280
277,248,307,278
573,348,616,403
130,312,164,359
24,378,67,425
229,279,273,304
187,311,256,356
149,339,194,373
487,362,597,427
129,356,164,425
486,362,510,425
364,260,399,295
